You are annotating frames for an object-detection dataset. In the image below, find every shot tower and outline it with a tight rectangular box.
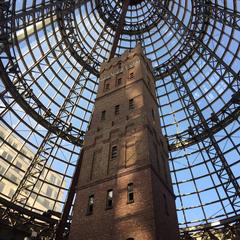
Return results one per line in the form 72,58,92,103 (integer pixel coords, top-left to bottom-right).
69,44,179,240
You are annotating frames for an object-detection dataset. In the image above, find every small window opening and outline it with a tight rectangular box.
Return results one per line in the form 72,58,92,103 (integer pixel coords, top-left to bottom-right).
129,72,134,80
87,195,94,215
117,78,122,86
111,146,118,159
129,99,134,110
127,183,134,203
106,189,113,209
101,110,106,120
104,81,110,91
115,105,120,115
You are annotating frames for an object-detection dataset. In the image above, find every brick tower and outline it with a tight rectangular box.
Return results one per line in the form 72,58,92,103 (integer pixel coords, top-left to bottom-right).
69,44,179,240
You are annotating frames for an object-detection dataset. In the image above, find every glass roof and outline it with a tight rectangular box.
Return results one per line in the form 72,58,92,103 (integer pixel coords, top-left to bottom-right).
0,0,240,235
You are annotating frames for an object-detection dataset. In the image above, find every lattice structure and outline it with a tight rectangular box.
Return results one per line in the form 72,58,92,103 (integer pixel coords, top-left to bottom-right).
0,0,240,238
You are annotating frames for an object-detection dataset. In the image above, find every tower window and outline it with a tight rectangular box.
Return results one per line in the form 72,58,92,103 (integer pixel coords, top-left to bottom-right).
87,195,94,215
117,78,122,86
129,99,134,110
105,83,110,91
127,183,134,203
104,80,110,91
101,110,106,120
111,146,118,159
129,72,134,80
106,189,113,209
115,105,120,115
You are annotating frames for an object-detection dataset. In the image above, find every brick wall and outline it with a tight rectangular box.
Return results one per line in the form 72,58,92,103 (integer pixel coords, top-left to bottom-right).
69,44,179,240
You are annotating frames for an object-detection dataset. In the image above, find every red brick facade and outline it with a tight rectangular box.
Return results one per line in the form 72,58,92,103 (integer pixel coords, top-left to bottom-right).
69,44,179,240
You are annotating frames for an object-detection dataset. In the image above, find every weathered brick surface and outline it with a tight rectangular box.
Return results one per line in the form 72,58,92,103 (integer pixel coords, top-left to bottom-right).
70,169,156,240
69,44,179,240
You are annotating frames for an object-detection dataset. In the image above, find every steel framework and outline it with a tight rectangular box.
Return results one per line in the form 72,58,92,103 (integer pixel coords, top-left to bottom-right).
0,0,240,239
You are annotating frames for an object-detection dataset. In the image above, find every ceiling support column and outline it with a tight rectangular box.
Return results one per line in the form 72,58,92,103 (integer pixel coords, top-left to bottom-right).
109,0,130,59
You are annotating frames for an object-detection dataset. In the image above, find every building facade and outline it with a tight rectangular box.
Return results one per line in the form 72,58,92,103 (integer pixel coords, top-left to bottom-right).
69,44,179,240
0,123,65,213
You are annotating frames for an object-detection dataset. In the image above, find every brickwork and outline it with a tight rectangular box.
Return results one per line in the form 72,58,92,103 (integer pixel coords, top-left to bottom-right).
69,44,179,240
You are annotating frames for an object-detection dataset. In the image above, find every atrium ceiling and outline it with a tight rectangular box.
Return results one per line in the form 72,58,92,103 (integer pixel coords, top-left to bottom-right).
0,0,240,238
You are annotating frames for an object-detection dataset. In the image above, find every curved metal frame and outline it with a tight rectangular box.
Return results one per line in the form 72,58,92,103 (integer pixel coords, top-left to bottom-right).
0,0,240,239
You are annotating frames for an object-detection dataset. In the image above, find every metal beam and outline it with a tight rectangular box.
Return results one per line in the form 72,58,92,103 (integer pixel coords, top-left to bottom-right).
0,196,57,225
55,148,85,239
109,0,130,59
168,100,240,150
0,195,57,238
15,16,56,42
0,59,84,145
207,3,240,30
150,0,240,153
10,67,88,206
10,1,57,31
151,0,239,87
96,0,164,35
56,0,99,76
172,68,240,211
179,214,240,239
0,3,84,146
152,0,207,79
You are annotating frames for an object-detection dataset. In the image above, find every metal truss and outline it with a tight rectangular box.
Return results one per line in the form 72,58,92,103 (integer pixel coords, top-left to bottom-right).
55,149,85,239
150,0,208,78
0,0,240,237
95,0,208,78
0,1,84,146
96,0,167,35
56,0,100,77
152,1,240,82
10,67,88,206
180,215,240,240
171,69,240,211
169,98,240,151
207,3,240,30
56,0,208,78
0,195,57,238
0,60,84,145
151,0,240,149
0,36,67,116
109,0,130,59
10,1,58,31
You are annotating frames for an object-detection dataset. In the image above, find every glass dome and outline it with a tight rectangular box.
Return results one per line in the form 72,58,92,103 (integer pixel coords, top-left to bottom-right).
0,0,239,238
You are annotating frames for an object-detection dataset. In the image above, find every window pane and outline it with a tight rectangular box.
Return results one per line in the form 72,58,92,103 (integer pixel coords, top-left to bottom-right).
111,146,118,159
